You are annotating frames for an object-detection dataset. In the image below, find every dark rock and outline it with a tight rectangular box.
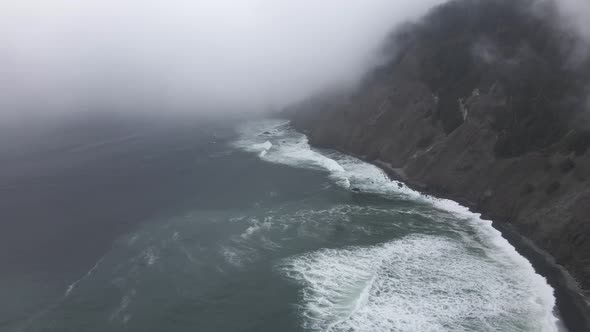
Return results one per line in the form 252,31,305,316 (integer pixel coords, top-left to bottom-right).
352,187,361,192
287,0,590,330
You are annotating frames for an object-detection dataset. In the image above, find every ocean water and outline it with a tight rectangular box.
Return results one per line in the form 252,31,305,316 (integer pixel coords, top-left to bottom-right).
1,118,559,332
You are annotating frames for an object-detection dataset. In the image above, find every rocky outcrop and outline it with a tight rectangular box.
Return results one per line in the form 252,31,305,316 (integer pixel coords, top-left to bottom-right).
287,0,590,330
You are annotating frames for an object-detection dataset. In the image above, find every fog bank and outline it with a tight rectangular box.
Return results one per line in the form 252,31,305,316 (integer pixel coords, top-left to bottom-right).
1,0,448,122
552,0,590,42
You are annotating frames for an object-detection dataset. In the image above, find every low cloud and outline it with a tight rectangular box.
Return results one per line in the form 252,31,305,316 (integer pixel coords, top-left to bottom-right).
0,0,446,122
540,0,590,63
552,0,590,42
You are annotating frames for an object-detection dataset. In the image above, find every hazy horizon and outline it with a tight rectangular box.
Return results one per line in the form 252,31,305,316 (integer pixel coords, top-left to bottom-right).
1,0,589,124
1,0,450,124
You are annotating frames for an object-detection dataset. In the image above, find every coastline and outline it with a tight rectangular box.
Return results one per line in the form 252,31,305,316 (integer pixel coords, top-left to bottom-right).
280,0,590,328
371,158,590,332
305,140,590,332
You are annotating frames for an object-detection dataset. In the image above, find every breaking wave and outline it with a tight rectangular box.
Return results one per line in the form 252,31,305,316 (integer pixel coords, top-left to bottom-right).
236,119,558,332
279,235,556,332
234,120,351,188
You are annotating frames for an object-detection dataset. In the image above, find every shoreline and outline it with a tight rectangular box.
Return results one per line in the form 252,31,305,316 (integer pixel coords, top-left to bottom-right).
368,158,590,332
297,129,590,331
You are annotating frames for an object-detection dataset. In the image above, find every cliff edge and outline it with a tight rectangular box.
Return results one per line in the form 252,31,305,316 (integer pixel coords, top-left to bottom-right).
287,0,590,330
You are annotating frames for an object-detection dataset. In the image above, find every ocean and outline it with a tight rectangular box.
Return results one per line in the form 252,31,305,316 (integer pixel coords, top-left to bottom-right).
0,117,559,331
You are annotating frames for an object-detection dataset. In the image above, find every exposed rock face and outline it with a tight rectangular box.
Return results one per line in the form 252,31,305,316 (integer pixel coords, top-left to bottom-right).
287,0,590,329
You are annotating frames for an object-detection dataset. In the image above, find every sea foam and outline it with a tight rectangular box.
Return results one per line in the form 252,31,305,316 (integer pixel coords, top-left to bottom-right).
279,235,557,332
234,120,350,188
236,119,559,332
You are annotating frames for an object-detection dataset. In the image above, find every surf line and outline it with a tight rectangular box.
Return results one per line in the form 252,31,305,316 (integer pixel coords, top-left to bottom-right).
65,255,105,297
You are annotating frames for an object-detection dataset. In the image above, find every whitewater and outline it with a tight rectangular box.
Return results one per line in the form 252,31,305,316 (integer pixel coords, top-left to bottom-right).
235,119,558,332
11,118,560,332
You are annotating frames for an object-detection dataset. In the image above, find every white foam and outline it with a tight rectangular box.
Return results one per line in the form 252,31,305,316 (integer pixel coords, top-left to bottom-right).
220,245,243,267
127,234,140,246
331,154,420,198
235,120,434,195
428,197,559,331
255,140,273,151
110,289,136,323
234,120,350,188
142,248,159,266
64,256,105,297
237,119,559,331
251,140,273,157
280,236,557,332
240,218,272,240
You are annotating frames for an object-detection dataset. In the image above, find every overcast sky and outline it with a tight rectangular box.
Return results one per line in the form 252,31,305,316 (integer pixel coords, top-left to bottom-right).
2,0,590,123
553,0,590,41
0,0,447,121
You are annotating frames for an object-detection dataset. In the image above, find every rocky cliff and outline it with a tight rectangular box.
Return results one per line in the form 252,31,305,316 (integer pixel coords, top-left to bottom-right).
287,0,590,329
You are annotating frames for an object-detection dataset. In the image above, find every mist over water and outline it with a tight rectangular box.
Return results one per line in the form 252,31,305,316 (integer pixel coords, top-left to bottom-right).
3,0,589,123
3,1,587,331
1,0,447,122
552,0,590,41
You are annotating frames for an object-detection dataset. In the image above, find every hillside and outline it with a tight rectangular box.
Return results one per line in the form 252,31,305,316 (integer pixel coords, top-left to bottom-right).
287,0,590,329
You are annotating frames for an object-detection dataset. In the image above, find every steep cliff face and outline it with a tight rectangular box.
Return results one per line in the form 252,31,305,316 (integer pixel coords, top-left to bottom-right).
288,0,590,324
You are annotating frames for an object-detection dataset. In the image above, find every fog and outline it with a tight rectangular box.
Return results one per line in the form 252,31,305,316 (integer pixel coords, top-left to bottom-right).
552,0,590,42
1,0,448,122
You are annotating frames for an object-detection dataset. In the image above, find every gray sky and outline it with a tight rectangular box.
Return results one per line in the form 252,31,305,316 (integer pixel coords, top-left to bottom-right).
0,0,446,121
553,0,590,41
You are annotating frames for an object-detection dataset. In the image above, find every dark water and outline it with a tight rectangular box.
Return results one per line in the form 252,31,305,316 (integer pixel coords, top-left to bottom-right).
1,117,558,331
